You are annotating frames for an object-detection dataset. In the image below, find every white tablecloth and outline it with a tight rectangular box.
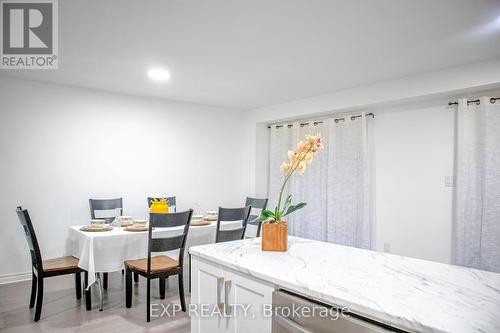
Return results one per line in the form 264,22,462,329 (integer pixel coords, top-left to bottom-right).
64,221,240,289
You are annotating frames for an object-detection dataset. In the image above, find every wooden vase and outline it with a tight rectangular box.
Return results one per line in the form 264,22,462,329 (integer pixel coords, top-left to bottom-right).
261,221,287,252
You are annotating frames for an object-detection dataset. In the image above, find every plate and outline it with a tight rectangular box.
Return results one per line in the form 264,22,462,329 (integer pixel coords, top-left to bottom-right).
80,225,113,232
191,220,212,227
123,226,151,232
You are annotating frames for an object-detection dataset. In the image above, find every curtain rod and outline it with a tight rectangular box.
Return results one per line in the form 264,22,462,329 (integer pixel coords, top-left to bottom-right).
268,112,375,129
448,97,499,106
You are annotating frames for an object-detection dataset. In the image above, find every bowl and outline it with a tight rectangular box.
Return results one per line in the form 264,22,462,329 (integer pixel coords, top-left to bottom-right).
133,219,147,227
205,211,218,221
90,219,106,228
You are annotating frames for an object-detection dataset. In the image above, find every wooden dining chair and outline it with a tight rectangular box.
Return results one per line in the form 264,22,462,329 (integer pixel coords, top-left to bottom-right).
145,196,178,287
215,206,252,243
147,196,177,212
124,209,193,322
16,207,90,321
245,197,269,237
89,198,123,289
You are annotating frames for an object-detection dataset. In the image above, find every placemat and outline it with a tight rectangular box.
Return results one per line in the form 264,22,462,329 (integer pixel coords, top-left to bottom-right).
80,225,113,232
123,226,150,232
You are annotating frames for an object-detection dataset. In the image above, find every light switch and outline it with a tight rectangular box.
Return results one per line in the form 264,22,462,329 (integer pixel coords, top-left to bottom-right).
445,176,455,187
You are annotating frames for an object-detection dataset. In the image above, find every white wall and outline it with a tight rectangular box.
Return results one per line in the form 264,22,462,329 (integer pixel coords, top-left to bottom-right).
0,78,250,281
373,105,454,263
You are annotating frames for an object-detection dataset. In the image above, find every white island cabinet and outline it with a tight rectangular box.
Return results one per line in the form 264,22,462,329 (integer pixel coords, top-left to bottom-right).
191,255,275,333
189,237,500,333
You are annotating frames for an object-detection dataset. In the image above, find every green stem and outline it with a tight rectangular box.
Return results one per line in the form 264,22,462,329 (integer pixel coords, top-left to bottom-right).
275,174,291,220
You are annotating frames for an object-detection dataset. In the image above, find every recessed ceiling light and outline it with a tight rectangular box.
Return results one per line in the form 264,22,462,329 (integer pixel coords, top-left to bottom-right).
147,68,170,82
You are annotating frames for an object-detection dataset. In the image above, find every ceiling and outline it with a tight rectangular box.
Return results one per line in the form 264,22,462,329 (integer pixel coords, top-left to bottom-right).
1,0,500,110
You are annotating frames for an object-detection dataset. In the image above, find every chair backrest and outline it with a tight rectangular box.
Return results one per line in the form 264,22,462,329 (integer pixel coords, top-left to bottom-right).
147,197,176,212
16,207,43,272
89,198,123,224
245,197,268,237
147,209,193,273
245,197,268,220
215,206,252,243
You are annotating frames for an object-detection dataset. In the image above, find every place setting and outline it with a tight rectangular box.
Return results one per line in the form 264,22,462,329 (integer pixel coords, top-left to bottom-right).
80,219,113,232
190,210,218,226
122,219,150,232
79,216,151,233
111,215,149,231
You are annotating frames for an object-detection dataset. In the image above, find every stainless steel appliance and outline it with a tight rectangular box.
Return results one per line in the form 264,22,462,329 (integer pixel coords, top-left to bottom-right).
272,290,406,333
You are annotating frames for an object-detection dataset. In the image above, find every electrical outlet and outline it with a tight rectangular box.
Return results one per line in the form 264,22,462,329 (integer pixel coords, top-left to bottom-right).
383,242,391,253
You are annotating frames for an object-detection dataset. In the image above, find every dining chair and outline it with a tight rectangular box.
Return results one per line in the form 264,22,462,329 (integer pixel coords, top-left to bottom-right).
124,209,193,322
147,196,177,212
215,206,252,243
245,197,269,237
16,206,91,321
89,198,123,289
146,196,178,286
89,198,123,224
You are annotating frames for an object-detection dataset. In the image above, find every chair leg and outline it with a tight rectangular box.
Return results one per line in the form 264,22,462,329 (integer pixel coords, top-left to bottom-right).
188,254,191,293
103,272,108,290
146,277,151,322
29,273,37,309
134,272,139,283
34,277,44,321
84,272,92,311
75,272,82,300
125,268,132,308
159,277,165,299
178,273,186,312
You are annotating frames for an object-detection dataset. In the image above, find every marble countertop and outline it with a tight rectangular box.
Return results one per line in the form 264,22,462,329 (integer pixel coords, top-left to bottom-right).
189,237,500,333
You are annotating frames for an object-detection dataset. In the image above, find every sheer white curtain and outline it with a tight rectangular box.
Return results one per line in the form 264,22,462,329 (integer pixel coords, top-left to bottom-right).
455,97,500,273
327,115,371,249
268,114,372,249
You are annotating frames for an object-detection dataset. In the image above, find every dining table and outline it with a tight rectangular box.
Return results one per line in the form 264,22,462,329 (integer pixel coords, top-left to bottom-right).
64,220,242,310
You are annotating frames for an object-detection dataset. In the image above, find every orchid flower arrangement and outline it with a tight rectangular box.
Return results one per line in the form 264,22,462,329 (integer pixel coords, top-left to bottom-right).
260,134,323,223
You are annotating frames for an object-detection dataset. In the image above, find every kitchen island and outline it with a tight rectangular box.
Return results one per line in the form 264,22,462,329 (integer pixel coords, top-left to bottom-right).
189,236,500,333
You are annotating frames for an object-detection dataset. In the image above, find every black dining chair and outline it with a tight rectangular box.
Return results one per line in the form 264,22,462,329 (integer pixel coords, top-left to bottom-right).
16,207,91,321
245,197,269,237
89,198,123,224
215,206,252,243
124,209,193,322
147,197,177,212
89,198,123,289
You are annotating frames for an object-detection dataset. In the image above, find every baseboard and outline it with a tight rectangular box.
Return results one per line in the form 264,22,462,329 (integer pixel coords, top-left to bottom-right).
0,271,31,285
